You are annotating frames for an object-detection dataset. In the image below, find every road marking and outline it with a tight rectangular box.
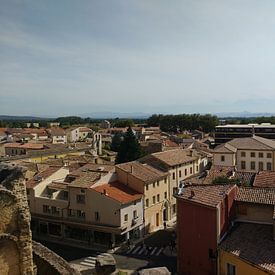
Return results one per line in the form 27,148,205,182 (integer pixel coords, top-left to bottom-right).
126,246,136,254
155,247,164,256
138,247,146,255
150,247,158,255
132,245,142,254
80,262,94,267
84,259,96,263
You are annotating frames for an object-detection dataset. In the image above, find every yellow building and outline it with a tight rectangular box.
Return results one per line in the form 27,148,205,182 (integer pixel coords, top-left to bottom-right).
219,223,275,275
116,161,169,233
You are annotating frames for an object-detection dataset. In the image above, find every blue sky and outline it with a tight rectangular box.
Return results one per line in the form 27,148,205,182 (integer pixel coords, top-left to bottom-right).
1,0,275,116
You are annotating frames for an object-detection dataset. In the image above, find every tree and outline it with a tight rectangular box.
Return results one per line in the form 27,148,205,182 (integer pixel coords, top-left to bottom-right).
115,127,142,164
111,132,123,152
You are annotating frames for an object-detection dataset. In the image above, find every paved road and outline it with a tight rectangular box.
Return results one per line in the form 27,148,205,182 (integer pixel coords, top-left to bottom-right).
38,230,177,274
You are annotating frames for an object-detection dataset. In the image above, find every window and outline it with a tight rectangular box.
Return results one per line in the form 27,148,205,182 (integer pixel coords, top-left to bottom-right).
153,196,156,204
267,153,272,158
76,194,85,204
190,167,192,174
124,214,128,222
179,170,182,178
267,162,272,171
251,152,255,157
77,210,85,219
259,152,263,158
146,185,149,191
63,191,68,200
241,161,246,170
259,162,263,171
51,206,59,215
157,181,159,187
227,263,236,275
43,205,50,213
196,165,199,172
172,204,176,214
250,161,255,170
146,199,149,207
241,151,246,157
157,194,160,202
173,187,178,194
172,172,175,180
153,182,155,188
68,209,74,216
164,192,167,199
164,178,167,184
133,210,138,219
208,249,216,259
221,155,225,162
95,211,100,221
185,169,187,176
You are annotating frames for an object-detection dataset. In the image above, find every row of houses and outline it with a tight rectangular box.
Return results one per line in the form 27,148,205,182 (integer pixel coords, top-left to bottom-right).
0,126,102,144
25,148,210,247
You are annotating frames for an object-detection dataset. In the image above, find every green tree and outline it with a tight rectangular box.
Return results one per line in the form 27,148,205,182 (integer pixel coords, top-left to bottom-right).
115,127,142,164
111,132,123,152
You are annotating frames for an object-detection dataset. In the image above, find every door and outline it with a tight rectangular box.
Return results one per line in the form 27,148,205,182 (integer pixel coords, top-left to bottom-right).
156,213,159,227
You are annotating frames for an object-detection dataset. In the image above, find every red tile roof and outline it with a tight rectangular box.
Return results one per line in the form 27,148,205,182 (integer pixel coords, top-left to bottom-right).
236,187,275,205
253,171,275,188
220,223,275,274
93,181,142,204
175,184,236,208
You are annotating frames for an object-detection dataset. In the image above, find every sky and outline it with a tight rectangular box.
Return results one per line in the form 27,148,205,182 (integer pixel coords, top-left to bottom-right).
1,0,275,117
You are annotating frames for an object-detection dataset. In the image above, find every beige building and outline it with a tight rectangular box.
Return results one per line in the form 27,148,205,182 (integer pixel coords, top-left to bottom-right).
140,149,208,219
27,163,143,247
116,161,169,233
116,148,208,233
213,135,275,172
46,127,67,144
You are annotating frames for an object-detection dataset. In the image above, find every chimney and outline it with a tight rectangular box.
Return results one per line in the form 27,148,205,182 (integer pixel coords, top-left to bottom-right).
103,189,107,195
189,190,195,198
131,165,134,174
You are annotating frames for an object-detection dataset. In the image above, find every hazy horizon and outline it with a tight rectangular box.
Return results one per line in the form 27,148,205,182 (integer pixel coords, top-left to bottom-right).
2,1,275,116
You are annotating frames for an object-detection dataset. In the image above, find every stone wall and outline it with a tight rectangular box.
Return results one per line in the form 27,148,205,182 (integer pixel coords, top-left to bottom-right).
0,164,34,275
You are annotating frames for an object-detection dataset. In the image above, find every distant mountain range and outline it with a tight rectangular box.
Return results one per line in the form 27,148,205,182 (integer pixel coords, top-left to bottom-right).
215,111,275,118
78,112,151,119
1,111,275,121
0,115,51,121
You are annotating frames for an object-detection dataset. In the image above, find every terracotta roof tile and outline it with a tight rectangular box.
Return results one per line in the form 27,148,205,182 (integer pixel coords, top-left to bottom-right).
4,143,44,150
220,223,275,274
227,136,275,150
93,181,142,204
151,149,198,167
116,161,168,183
175,184,236,208
253,171,275,188
236,187,275,205
68,172,102,188
26,166,61,188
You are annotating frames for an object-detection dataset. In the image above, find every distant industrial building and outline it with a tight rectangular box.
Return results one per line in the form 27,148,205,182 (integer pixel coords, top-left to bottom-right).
214,123,275,145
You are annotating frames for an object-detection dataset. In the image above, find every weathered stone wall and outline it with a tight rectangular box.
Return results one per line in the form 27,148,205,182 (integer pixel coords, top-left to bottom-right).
32,241,80,275
0,164,34,275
